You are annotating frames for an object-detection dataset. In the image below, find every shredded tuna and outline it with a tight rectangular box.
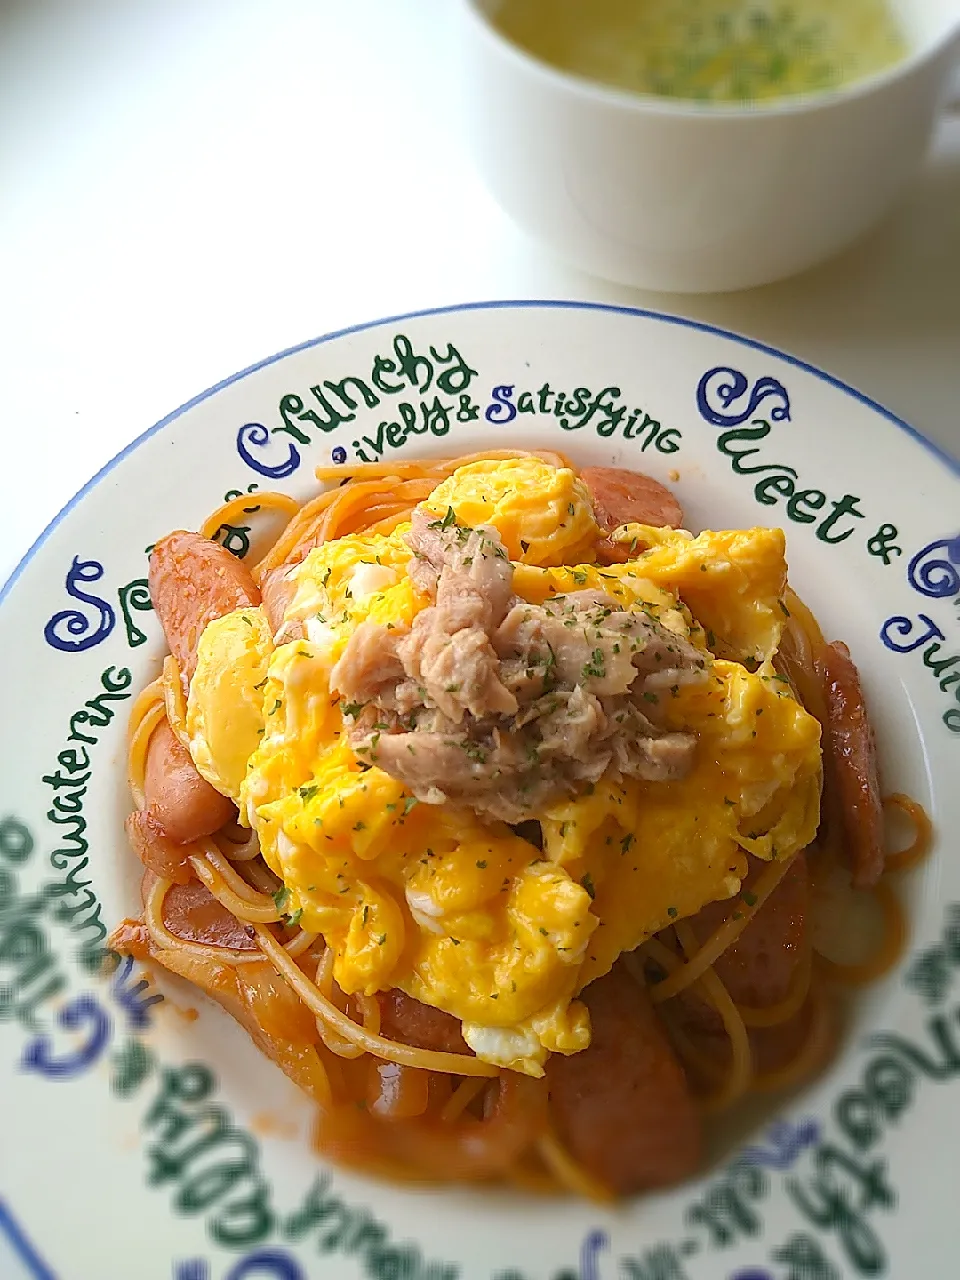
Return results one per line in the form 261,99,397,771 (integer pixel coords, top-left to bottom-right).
330,508,707,821
329,621,405,705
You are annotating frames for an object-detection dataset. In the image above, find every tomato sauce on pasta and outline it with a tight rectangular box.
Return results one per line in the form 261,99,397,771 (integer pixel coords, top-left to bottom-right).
109,452,932,1197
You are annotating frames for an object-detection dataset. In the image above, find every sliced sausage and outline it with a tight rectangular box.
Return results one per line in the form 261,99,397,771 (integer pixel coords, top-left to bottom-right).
581,467,684,532
145,531,254,842
547,966,700,1194
149,531,261,690
143,719,234,844
109,878,256,960
126,809,194,884
823,641,884,888
260,564,299,636
702,852,808,1010
669,854,809,1067
161,878,259,951
378,988,468,1054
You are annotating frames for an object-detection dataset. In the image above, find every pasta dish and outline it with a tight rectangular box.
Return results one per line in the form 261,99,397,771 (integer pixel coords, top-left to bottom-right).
110,452,930,1197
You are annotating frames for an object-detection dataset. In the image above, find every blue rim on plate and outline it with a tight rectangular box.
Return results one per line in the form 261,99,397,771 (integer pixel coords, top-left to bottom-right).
3,299,957,608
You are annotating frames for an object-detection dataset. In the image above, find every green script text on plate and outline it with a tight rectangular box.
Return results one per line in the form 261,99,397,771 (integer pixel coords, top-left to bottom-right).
492,0,908,103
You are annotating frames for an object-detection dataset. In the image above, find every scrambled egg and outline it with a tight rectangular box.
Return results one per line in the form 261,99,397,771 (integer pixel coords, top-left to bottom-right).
185,458,822,1075
422,456,599,565
187,607,272,798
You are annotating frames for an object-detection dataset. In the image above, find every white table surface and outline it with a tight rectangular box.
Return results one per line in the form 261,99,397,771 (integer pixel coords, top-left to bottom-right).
2,0,958,591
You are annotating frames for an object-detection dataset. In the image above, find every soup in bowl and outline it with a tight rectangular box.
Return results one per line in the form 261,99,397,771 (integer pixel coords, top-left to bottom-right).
460,0,960,291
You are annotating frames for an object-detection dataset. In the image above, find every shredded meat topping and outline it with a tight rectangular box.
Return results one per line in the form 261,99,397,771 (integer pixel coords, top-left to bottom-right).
329,509,708,821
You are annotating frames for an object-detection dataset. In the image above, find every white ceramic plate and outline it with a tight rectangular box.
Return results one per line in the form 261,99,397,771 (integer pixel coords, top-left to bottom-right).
1,301,958,1280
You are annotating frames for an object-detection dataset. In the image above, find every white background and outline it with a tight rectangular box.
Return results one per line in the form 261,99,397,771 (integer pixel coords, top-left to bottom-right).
1,0,958,590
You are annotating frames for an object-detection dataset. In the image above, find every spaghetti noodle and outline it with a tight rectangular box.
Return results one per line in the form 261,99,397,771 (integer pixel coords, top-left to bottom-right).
109,450,932,1199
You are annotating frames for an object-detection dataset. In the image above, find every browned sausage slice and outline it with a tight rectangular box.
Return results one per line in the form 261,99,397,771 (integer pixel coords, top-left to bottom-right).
161,878,259,951
144,532,257,842
378,988,468,1054
143,719,234,844
547,967,700,1194
126,809,194,884
699,852,808,1010
109,878,256,956
581,467,684,532
149,531,261,689
823,641,884,888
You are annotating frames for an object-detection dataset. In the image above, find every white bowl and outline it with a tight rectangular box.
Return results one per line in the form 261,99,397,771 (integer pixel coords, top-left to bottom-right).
460,0,960,293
